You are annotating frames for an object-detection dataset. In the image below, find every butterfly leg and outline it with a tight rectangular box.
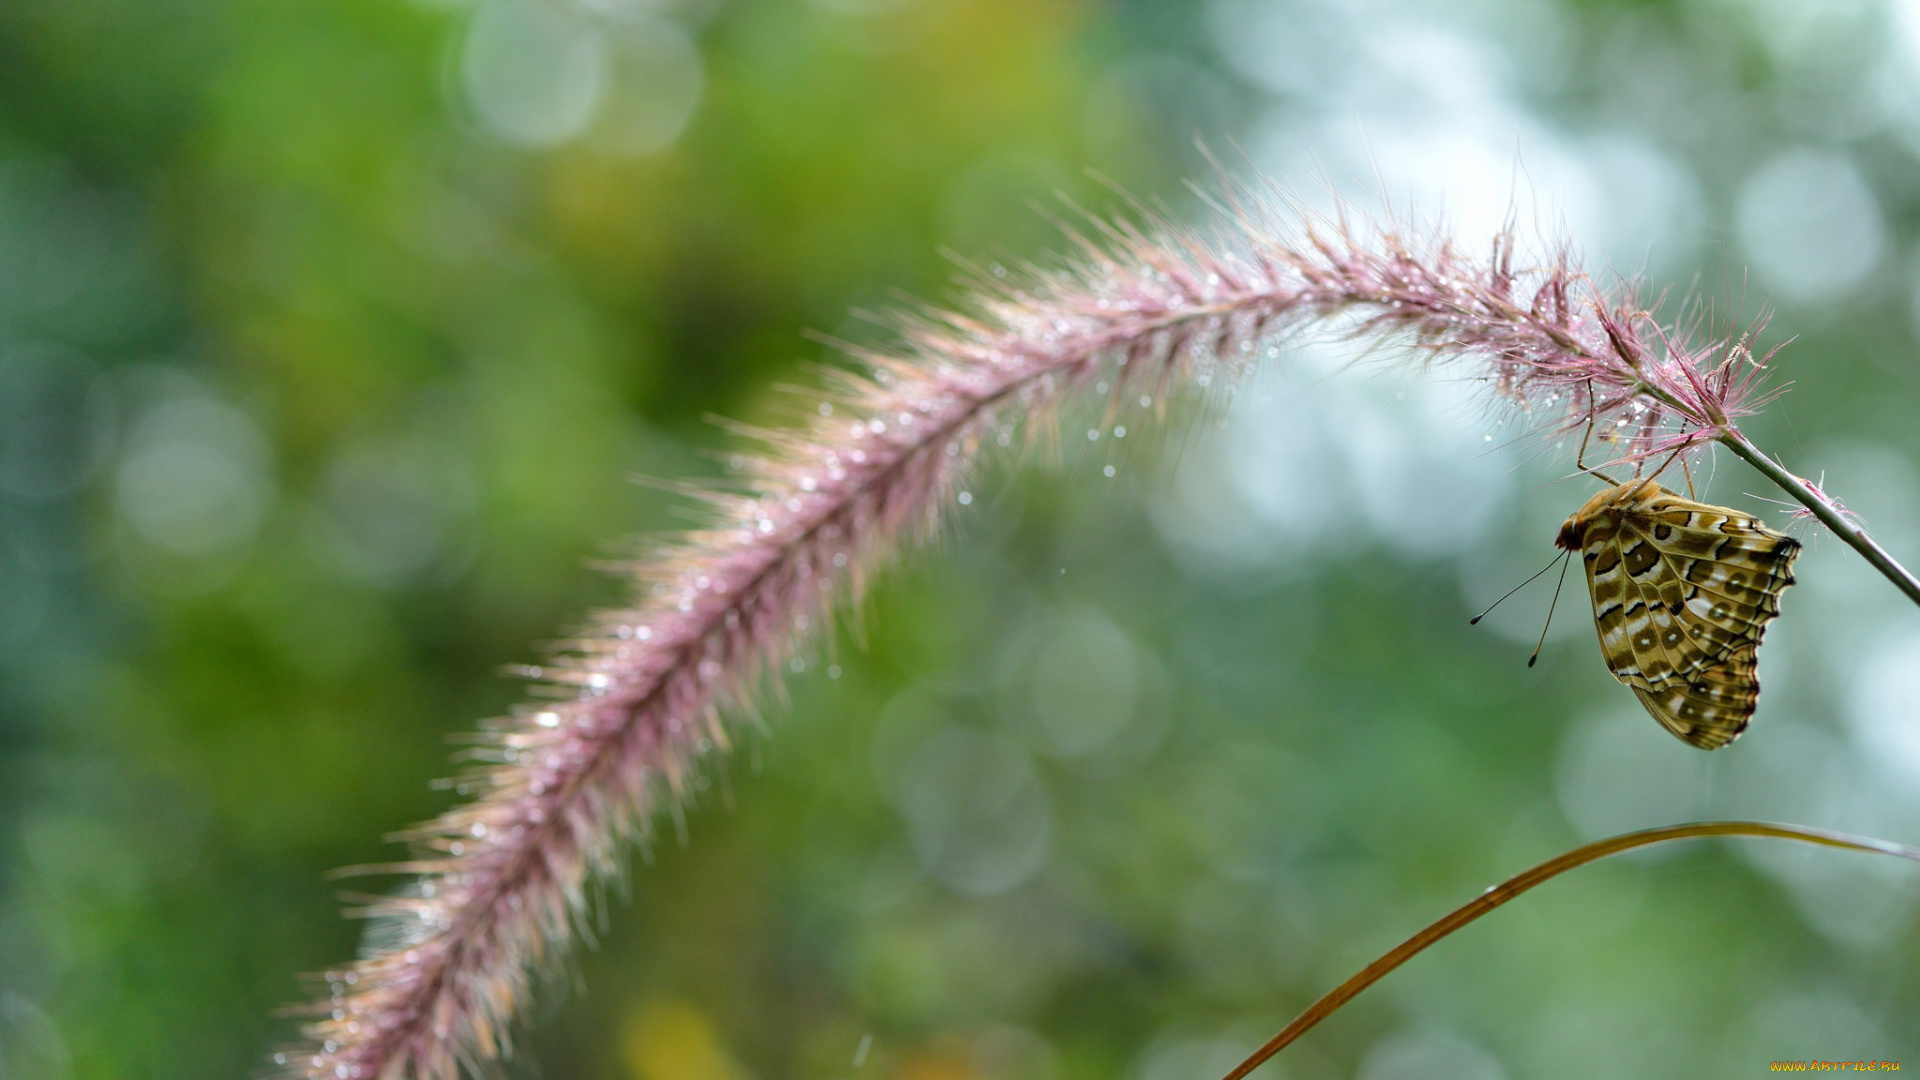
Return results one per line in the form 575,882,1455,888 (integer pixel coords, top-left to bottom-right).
1575,378,1622,485
1647,444,1687,487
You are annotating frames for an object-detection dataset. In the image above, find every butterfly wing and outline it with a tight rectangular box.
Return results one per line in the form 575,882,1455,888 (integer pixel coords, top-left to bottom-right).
1576,484,1800,749
1630,489,1800,653
1628,644,1761,750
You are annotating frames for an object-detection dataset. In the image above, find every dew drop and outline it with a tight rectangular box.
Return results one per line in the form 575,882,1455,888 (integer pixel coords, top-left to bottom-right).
832,552,848,568
996,432,1012,447
1113,426,1126,438
827,664,842,678
790,658,806,672
1139,395,1152,407
1087,428,1100,441
819,402,834,416
1095,381,1109,394
958,491,973,505
536,712,560,728
1103,464,1117,477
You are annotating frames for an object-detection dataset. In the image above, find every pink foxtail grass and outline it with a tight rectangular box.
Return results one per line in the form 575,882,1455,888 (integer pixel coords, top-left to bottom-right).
278,174,1920,1078
1220,821,1920,1080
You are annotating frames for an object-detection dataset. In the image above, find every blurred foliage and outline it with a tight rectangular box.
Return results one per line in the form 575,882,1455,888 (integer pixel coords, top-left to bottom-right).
3,0,1920,1078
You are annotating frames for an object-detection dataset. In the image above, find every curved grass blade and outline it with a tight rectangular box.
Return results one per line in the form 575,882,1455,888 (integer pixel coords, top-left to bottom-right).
1221,821,1920,1080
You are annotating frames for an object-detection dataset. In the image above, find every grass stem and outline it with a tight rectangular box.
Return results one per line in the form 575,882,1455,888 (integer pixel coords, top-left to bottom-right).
1221,821,1920,1080
1718,431,1920,608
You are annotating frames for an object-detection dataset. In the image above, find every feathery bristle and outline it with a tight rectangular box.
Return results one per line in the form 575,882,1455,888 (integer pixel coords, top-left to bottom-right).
279,179,1783,1079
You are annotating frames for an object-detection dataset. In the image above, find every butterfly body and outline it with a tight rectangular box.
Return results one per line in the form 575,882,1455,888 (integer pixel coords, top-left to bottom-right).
1555,478,1801,749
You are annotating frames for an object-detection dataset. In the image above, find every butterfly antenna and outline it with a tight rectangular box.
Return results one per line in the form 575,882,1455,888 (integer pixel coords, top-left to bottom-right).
1527,551,1573,668
1470,550,1565,625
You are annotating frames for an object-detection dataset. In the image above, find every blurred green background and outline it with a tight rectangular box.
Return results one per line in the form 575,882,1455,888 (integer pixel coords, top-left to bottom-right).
6,0,1920,1076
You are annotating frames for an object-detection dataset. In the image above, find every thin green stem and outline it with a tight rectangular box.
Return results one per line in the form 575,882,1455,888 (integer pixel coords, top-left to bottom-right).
1717,430,1920,608
1220,821,1920,1080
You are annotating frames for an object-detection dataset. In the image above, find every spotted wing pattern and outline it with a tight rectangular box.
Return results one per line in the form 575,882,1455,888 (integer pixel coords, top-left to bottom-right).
1554,478,1801,749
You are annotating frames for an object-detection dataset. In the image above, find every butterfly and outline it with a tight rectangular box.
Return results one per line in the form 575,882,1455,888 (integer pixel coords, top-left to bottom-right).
1554,477,1801,750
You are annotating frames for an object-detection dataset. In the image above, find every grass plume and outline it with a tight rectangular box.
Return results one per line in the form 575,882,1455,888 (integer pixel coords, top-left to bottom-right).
278,174,1916,1078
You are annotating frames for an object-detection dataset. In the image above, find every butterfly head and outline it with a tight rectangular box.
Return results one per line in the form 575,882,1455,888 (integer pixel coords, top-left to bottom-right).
1553,516,1586,552
1554,478,1664,552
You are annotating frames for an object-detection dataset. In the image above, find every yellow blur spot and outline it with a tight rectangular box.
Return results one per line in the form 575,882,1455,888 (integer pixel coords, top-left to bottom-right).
620,997,748,1080
889,1048,974,1080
